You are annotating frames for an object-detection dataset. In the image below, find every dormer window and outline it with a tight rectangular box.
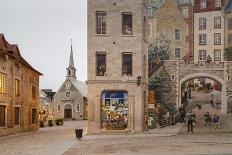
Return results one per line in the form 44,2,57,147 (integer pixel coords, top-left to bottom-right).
200,0,206,9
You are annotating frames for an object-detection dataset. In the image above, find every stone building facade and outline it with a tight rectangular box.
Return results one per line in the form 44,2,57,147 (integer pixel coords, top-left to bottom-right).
0,34,42,136
148,0,189,60
52,47,88,120
87,0,148,134
177,0,194,61
193,0,225,62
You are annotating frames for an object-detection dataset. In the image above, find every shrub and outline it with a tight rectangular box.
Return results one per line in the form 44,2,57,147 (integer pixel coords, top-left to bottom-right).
48,120,53,127
55,118,64,126
39,120,44,128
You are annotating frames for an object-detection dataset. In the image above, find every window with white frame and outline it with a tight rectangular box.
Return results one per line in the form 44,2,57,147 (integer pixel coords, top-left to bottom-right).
199,34,206,45
175,48,181,58
175,29,181,40
199,50,206,61
215,0,221,7
200,0,207,9
182,7,189,18
214,17,221,28
214,33,221,45
76,104,80,112
199,18,206,29
214,49,221,61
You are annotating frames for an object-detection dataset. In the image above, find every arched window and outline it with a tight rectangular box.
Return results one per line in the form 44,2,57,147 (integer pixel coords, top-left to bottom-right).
57,105,61,112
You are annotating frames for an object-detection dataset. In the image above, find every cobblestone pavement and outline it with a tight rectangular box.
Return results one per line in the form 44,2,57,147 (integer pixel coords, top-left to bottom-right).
63,133,232,155
0,121,87,155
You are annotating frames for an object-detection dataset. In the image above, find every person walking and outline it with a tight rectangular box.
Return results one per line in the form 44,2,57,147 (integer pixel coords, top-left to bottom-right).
213,114,221,129
186,111,196,133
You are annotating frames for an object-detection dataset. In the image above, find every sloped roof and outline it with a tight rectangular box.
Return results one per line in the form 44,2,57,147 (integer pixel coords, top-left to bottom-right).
225,0,232,13
148,0,165,18
69,78,87,97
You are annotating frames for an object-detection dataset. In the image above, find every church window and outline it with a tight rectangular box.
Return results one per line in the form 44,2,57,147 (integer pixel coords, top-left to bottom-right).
0,73,6,94
96,52,106,76
122,12,133,35
57,105,61,112
76,104,80,112
122,53,132,76
96,11,107,34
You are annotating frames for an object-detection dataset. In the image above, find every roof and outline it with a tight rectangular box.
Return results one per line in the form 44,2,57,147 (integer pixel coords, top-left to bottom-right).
225,0,232,13
148,0,165,18
0,33,42,75
69,78,87,97
176,0,193,5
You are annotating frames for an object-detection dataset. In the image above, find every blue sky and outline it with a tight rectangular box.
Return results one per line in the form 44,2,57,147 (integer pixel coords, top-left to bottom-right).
0,0,87,91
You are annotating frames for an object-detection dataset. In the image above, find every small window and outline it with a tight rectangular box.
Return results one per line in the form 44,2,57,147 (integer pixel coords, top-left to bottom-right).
15,79,20,97
200,0,206,9
76,104,80,112
0,73,6,94
214,49,221,61
0,105,6,127
96,11,107,34
175,29,181,40
15,107,20,125
228,18,232,30
96,53,106,76
215,0,221,7
32,86,36,100
122,53,132,76
214,17,221,28
57,105,61,112
175,48,181,58
199,50,206,61
182,7,189,18
214,33,221,45
122,13,133,35
199,34,206,45
199,18,206,29
32,108,37,124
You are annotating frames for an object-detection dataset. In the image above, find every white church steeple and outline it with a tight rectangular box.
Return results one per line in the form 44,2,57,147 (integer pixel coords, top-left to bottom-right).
66,39,76,79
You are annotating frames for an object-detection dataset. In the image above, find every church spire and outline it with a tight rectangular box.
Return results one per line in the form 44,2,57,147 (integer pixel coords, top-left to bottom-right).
66,39,76,79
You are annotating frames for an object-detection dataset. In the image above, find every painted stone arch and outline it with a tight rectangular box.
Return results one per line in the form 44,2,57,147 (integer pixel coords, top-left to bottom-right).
178,73,227,114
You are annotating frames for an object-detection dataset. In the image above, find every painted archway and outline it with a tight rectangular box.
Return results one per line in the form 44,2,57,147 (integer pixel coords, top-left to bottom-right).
178,73,227,114
64,104,72,119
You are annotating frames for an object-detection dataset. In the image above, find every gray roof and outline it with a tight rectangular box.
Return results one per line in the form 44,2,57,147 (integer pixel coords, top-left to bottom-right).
69,78,87,97
225,0,232,13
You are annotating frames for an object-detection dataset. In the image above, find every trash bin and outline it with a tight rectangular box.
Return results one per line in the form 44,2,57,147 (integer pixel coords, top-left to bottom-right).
75,129,83,140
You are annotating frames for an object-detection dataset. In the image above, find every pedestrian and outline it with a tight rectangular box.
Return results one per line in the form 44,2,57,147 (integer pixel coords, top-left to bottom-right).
213,114,221,129
183,56,187,65
187,88,192,99
204,112,212,126
179,104,185,123
185,111,196,133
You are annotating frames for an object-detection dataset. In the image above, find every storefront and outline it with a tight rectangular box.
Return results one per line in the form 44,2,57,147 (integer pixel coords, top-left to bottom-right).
101,91,128,130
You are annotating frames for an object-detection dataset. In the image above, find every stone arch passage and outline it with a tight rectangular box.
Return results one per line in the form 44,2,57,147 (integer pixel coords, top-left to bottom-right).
178,73,227,114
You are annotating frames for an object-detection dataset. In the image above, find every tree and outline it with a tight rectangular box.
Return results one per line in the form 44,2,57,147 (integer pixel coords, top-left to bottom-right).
224,46,232,61
148,33,172,76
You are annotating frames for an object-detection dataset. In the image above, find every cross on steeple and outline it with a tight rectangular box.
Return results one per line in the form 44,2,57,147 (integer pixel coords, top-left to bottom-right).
66,39,76,79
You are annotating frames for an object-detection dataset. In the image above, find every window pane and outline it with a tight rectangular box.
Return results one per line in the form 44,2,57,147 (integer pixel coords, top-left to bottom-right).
96,53,106,76
0,73,6,94
175,48,181,58
122,53,132,76
199,50,206,61
96,12,107,34
214,33,221,45
175,29,181,40
122,13,133,35
214,49,221,61
214,17,221,28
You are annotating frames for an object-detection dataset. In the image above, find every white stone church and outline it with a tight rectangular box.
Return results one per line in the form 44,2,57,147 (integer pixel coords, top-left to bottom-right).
52,46,88,120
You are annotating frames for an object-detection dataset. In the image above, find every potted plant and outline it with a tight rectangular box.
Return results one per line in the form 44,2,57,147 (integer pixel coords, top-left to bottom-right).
39,120,44,128
48,120,53,127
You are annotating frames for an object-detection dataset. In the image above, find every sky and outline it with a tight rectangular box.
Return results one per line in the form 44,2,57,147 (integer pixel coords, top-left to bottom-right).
0,0,87,91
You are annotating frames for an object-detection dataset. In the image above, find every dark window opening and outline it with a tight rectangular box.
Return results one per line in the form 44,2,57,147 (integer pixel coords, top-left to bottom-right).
122,53,132,76
96,53,106,76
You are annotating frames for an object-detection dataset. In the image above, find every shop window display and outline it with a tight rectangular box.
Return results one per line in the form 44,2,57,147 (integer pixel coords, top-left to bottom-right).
101,91,128,130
